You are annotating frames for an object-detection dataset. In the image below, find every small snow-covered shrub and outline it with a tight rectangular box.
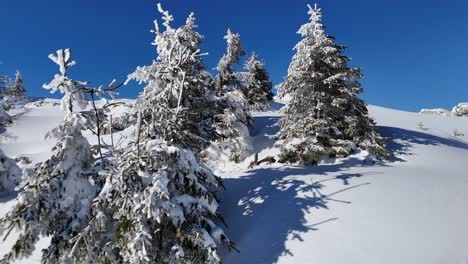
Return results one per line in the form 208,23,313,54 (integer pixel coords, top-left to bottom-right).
452,103,468,117
453,129,465,137
417,122,429,131
419,108,451,116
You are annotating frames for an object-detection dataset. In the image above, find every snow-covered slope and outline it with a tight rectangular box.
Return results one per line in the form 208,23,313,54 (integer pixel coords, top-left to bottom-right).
1,100,468,264
220,105,468,264
1,99,64,162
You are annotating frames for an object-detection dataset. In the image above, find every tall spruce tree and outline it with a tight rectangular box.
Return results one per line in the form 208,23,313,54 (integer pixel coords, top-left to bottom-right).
241,53,273,111
215,29,246,95
0,49,97,263
68,5,233,263
277,4,387,165
207,29,253,163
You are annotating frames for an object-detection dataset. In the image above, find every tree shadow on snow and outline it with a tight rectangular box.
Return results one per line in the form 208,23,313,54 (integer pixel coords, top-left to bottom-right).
221,121,468,262
250,116,280,137
0,190,19,205
220,157,381,263
269,101,285,111
378,126,468,161
250,116,281,154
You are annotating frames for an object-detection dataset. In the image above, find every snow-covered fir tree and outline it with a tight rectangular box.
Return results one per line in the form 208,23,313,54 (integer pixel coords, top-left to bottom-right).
68,5,234,263
0,149,21,194
241,53,273,111
208,88,253,163
276,4,387,165
0,75,10,96
205,28,254,163
6,71,27,97
3,71,29,111
215,29,246,95
0,49,97,263
127,5,219,152
69,138,232,263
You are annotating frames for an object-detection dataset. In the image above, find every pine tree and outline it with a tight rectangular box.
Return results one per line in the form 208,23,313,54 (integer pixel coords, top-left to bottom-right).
0,149,21,194
69,5,233,263
215,29,246,95
0,49,97,263
277,4,387,165
241,53,273,111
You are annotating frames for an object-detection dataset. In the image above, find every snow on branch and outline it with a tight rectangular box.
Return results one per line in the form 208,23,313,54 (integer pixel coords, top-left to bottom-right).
43,49,88,113
157,3,173,29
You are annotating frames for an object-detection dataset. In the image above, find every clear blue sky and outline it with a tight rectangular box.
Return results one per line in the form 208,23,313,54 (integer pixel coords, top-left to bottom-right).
1,0,467,111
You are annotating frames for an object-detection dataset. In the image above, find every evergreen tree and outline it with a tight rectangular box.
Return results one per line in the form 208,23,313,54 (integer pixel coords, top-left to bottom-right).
127,6,219,152
6,71,27,97
0,49,97,263
204,29,254,163
208,88,253,163
0,75,11,97
0,149,21,194
69,5,233,263
215,29,246,95
277,4,387,165
241,53,273,111
2,71,29,111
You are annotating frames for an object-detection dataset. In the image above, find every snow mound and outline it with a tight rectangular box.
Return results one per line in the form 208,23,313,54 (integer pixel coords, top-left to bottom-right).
451,102,468,117
419,108,451,116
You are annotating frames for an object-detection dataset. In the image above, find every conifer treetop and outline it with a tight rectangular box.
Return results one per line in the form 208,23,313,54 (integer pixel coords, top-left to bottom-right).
216,28,246,94
43,49,88,113
222,29,246,66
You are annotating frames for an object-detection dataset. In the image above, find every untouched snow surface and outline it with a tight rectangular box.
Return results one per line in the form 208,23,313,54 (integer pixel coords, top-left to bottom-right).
1,100,468,264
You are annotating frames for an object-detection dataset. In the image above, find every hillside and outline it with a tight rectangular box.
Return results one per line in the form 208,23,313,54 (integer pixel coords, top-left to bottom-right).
1,99,468,264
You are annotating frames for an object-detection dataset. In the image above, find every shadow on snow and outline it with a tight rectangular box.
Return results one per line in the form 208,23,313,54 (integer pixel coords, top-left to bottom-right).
220,157,380,263
378,126,468,160
220,123,468,263
249,115,281,154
